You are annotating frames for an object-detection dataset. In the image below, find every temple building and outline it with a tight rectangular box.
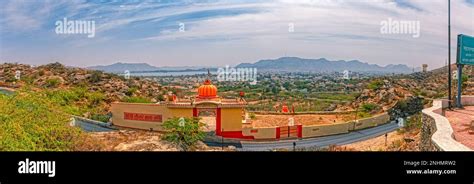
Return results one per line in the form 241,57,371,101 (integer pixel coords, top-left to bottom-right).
111,76,251,138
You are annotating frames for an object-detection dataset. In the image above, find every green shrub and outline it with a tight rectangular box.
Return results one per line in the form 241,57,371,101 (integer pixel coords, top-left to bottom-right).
249,112,256,119
125,87,138,96
161,117,206,151
90,114,110,123
0,90,83,151
357,111,372,118
123,96,152,103
86,91,105,106
21,76,35,85
405,113,422,130
367,80,383,90
360,103,379,113
42,87,104,116
45,78,60,88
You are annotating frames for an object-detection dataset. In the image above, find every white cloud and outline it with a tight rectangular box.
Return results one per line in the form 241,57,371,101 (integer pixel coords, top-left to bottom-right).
0,0,472,68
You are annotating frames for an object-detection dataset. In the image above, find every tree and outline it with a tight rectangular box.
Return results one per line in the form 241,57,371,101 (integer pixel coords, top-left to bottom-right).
161,117,206,151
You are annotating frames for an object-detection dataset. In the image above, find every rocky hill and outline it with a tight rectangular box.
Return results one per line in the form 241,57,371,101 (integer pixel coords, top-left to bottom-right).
0,62,165,116
341,64,474,117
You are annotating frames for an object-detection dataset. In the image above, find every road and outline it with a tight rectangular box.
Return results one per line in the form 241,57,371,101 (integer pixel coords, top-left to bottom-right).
237,122,399,151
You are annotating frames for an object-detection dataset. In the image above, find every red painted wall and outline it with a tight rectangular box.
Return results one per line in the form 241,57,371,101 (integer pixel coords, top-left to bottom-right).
216,108,221,135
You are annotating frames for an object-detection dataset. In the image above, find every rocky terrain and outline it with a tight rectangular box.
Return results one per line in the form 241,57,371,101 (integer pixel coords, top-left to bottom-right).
339,65,474,117
86,130,235,151
3,62,473,118
0,62,165,111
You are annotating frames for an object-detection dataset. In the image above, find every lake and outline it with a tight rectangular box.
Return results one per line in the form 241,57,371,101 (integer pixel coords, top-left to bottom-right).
126,71,211,77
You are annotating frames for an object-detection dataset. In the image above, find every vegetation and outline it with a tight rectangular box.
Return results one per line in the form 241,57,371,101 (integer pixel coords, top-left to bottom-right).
125,87,138,96
90,114,110,123
88,70,102,83
45,78,61,88
405,113,422,130
360,103,379,113
367,80,383,90
43,87,106,116
161,117,206,151
0,88,84,151
123,96,152,103
248,112,256,119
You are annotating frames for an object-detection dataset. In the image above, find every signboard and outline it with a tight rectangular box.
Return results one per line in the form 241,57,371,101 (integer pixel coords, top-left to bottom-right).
124,112,162,122
457,34,474,65
456,34,474,107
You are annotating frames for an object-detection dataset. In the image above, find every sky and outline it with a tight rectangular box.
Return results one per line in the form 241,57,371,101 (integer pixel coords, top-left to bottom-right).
0,0,473,69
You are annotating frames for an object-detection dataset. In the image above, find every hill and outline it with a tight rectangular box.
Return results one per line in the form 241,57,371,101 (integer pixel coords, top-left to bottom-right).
237,57,416,74
87,62,161,73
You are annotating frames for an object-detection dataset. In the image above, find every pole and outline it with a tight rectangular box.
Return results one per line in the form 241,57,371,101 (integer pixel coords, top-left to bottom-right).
457,35,463,108
457,64,463,108
448,0,452,109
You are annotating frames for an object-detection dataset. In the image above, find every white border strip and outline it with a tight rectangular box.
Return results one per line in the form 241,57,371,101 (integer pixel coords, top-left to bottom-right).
422,99,471,151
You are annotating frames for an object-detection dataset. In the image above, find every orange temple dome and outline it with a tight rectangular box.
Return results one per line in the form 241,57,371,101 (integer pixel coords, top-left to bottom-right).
197,79,217,98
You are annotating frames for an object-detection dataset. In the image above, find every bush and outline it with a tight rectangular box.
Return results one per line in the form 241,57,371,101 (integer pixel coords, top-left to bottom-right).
161,117,206,151
360,103,379,113
125,87,138,96
123,96,152,103
356,111,372,118
405,113,422,130
367,80,383,90
90,114,110,123
86,91,105,106
88,71,102,83
249,112,256,119
0,89,83,151
42,87,105,116
45,78,61,88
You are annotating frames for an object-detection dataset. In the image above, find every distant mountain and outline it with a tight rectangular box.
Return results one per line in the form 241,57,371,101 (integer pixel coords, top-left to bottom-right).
236,57,415,74
87,62,213,73
88,62,161,73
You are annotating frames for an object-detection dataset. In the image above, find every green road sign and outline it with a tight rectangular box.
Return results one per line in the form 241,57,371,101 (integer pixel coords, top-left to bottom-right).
457,34,474,65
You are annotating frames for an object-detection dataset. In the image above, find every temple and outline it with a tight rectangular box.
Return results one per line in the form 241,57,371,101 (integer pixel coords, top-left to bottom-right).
111,75,251,138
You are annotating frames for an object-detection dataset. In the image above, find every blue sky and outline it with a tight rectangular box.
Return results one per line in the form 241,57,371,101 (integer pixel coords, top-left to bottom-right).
0,0,473,69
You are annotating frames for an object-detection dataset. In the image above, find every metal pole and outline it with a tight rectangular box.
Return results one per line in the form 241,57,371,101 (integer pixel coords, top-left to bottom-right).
448,0,452,109
457,64,463,108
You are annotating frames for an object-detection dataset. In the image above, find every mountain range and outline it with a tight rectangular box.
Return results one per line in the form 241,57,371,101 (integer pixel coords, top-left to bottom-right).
236,57,417,73
88,57,418,74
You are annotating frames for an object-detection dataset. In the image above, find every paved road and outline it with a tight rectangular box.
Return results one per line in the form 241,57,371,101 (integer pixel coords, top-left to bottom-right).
238,122,399,151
